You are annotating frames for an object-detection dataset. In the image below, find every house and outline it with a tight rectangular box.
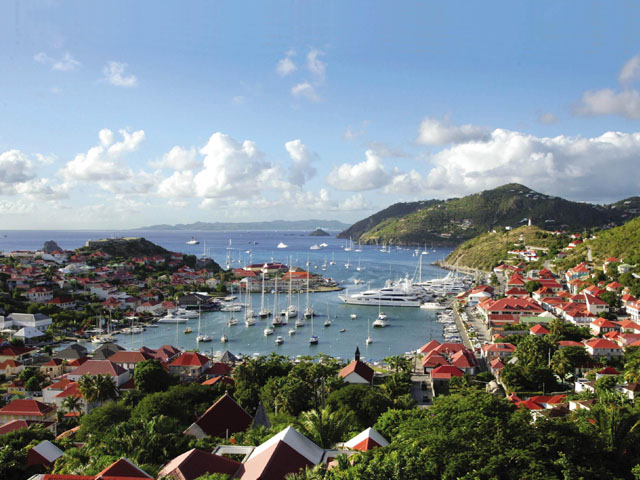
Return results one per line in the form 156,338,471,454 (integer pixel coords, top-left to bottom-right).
621,383,640,401
0,345,36,362
92,342,125,360
0,359,24,377
140,344,181,363
158,448,242,480
481,343,517,361
0,399,56,423
616,319,640,334
107,350,155,371
27,440,64,467
0,419,55,435
169,351,211,381
584,338,623,359
232,426,326,480
343,428,389,451
590,317,620,336
14,326,47,344
627,300,640,322
529,324,550,336
54,343,88,360
25,286,54,303
184,393,253,439
40,358,65,378
584,294,609,315
338,355,375,385
477,297,544,321
430,365,464,383
47,296,76,309
66,359,131,387
450,349,478,374
7,313,52,332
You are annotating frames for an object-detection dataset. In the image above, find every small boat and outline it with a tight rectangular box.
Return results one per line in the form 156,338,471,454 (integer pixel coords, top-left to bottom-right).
310,244,320,250
339,328,346,333
350,314,357,319
324,318,331,327
184,327,192,334
420,302,446,310
309,335,319,345
288,328,296,336
378,312,387,321
227,318,238,327
264,327,274,336
295,318,306,327
186,237,200,245
272,316,283,327
372,317,387,328
220,334,228,343
197,334,212,343
245,317,256,327
366,336,373,345
319,242,328,248
277,242,288,249
366,319,372,344
275,335,284,345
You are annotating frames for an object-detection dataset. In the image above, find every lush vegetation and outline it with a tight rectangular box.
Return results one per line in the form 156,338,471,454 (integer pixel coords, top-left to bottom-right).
444,225,567,270
339,183,637,247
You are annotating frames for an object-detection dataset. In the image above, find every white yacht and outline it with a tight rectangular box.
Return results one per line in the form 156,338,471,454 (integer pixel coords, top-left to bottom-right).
420,302,447,310
277,242,288,249
338,278,423,307
157,313,188,324
196,334,212,343
245,317,256,327
310,244,321,250
264,327,274,336
186,237,200,245
275,335,284,345
372,317,388,328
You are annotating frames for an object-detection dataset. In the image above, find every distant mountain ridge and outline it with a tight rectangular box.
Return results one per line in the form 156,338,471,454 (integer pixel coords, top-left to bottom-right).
137,219,350,231
338,183,640,246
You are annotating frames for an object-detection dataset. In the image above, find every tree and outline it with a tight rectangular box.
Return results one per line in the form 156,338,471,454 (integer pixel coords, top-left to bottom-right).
62,395,84,416
78,374,119,408
299,407,355,449
133,360,175,394
524,280,542,295
327,384,392,430
25,376,41,393
600,291,619,309
550,346,589,380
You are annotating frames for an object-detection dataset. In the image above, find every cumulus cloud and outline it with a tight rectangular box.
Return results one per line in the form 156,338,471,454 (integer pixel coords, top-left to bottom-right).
423,128,640,202
383,169,424,195
277,49,297,77
576,54,640,119
0,150,68,200
307,48,326,82
416,116,490,146
285,139,317,186
158,170,195,198
328,150,391,191
59,128,144,183
291,82,320,102
151,146,199,170
0,150,36,185
34,51,80,71
102,61,138,87
575,88,640,119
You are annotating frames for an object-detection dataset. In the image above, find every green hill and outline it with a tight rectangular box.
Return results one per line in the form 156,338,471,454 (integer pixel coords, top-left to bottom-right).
444,225,564,271
562,216,640,268
339,183,633,246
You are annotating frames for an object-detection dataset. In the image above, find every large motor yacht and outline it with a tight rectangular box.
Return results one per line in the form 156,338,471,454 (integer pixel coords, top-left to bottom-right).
338,278,423,307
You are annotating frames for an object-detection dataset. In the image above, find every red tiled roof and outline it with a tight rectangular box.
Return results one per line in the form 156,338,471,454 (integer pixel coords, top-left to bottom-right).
0,419,30,435
431,365,464,379
338,360,374,384
0,399,54,417
69,360,127,377
170,351,210,367
586,338,621,350
204,362,233,376
158,448,241,480
530,324,550,335
96,458,152,479
108,351,155,364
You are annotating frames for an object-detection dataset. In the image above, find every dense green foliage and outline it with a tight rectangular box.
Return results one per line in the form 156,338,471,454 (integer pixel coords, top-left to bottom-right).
0,425,55,480
340,183,635,247
133,359,177,394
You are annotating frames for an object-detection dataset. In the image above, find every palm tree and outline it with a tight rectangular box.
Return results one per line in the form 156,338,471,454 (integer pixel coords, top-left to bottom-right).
299,407,354,449
61,395,84,416
94,374,119,402
77,375,99,406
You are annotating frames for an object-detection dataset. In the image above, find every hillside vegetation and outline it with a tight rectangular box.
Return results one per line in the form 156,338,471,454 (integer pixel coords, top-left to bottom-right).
444,226,565,271
339,183,639,247
562,216,640,268
79,237,170,257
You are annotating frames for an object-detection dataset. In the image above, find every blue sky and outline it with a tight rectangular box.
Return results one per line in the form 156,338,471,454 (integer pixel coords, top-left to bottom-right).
2,1,640,229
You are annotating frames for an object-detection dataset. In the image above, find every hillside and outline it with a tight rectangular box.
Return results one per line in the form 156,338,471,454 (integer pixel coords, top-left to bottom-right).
561,216,640,268
340,183,633,246
138,219,349,231
443,226,563,271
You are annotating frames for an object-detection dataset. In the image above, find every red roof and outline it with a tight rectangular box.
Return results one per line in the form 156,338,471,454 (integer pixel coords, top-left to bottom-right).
0,399,54,417
170,351,210,367
158,448,241,480
418,339,440,354
338,360,374,384
530,324,550,335
431,365,464,379
0,419,30,435
598,366,620,375
96,458,153,479
189,393,252,438
586,338,621,350
204,362,233,376
516,399,544,410
108,351,155,365
557,340,584,348
69,360,127,377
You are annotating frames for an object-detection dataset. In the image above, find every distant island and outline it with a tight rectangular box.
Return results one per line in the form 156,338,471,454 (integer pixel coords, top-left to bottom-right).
309,228,331,237
136,219,350,231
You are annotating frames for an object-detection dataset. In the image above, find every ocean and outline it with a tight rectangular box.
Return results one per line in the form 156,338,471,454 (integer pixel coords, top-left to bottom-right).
0,230,454,362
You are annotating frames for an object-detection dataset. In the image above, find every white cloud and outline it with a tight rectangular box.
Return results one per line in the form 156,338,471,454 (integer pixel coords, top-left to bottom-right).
327,150,391,191
575,88,640,119
102,61,138,87
416,116,490,146
307,48,326,82
538,112,559,125
383,169,424,195
0,150,68,200
158,170,195,198
34,51,80,71
619,54,640,86
285,139,317,186
59,128,144,183
576,54,640,119
0,150,35,185
151,146,199,170
423,128,640,202
277,50,297,77
291,82,320,102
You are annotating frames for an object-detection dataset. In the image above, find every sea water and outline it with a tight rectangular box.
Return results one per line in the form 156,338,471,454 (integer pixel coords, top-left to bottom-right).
0,230,453,362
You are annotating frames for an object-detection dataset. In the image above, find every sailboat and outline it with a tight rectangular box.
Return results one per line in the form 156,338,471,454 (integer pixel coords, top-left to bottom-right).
286,257,298,319
196,308,211,343
345,256,351,269
356,257,362,271
324,304,331,327
259,264,270,318
303,269,313,318
366,320,372,344
344,237,353,252
329,253,336,265
309,314,318,345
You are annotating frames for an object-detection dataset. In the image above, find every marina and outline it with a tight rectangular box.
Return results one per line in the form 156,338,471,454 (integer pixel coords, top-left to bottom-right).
0,229,459,361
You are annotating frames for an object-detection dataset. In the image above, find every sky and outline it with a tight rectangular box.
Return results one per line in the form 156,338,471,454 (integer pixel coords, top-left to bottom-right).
2,1,640,229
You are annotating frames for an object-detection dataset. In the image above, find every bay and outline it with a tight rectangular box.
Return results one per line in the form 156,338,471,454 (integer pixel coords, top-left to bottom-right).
1,230,454,362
